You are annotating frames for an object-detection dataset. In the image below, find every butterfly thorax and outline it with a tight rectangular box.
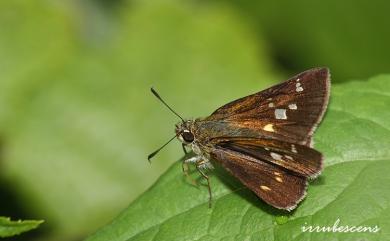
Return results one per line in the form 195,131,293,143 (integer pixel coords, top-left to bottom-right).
175,119,213,162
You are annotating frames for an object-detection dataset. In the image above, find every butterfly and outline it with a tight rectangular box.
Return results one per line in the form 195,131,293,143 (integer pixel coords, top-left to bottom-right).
149,67,330,211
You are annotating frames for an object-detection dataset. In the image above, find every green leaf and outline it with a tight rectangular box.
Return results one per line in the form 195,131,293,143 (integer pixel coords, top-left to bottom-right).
0,216,43,238
86,75,390,241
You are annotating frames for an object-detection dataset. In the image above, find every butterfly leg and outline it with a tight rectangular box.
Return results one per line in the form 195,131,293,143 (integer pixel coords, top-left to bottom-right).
196,162,212,208
182,161,198,186
182,143,188,155
182,156,201,186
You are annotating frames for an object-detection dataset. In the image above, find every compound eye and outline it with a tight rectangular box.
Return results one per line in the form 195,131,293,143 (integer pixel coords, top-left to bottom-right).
182,130,194,143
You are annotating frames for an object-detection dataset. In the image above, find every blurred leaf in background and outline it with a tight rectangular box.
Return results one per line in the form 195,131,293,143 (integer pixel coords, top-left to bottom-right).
212,0,390,80
0,0,276,240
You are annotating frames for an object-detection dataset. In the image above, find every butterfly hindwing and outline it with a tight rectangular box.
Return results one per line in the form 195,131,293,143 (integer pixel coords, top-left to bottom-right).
211,146,307,210
213,137,323,178
203,67,330,146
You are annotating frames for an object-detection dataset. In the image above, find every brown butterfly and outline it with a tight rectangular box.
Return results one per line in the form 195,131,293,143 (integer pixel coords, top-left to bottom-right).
149,67,330,211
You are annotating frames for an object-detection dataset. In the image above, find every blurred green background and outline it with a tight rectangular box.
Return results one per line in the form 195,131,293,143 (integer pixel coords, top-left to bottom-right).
0,0,389,240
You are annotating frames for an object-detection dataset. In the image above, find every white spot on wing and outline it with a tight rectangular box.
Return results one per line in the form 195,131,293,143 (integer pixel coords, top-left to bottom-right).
275,109,287,119
275,177,283,183
296,82,303,92
296,78,300,82
260,185,271,191
288,103,297,110
268,102,274,107
263,124,275,132
291,144,297,153
285,155,293,160
270,152,282,160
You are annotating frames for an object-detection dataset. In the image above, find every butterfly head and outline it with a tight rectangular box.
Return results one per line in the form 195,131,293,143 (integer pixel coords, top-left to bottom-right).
175,120,195,144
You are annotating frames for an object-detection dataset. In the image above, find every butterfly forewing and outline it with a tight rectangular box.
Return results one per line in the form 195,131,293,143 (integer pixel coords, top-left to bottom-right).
211,147,307,210
203,67,330,146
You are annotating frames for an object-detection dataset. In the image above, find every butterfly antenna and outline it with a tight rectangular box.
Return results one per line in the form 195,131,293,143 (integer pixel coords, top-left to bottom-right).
150,87,185,122
148,134,178,163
